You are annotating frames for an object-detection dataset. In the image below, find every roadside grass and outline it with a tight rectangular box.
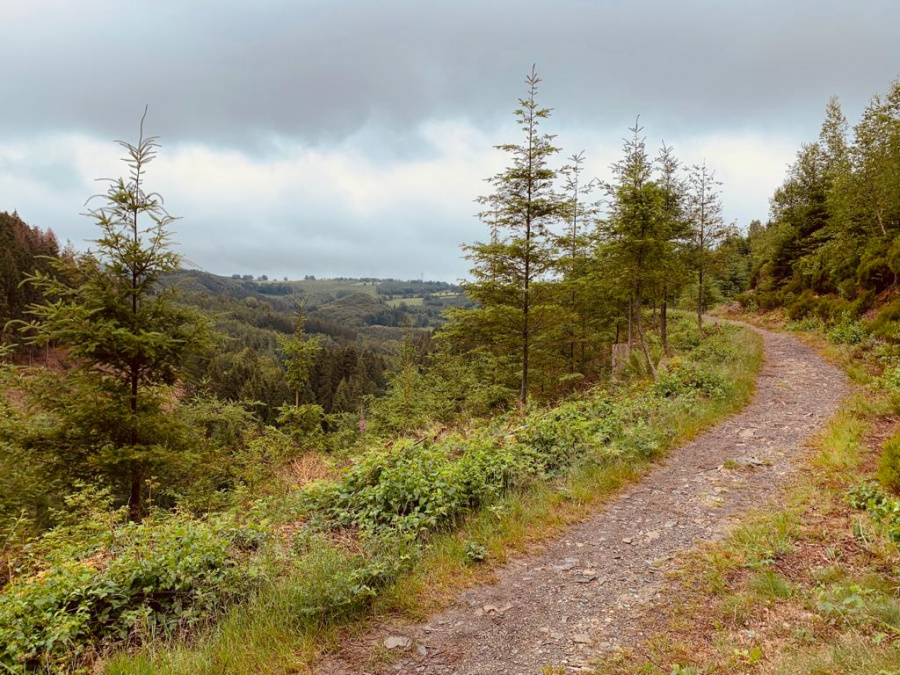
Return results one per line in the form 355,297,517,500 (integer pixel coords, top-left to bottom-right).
594,318,900,675
376,323,763,621
103,320,763,675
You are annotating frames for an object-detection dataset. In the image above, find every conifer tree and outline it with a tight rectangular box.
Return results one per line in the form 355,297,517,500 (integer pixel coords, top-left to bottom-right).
602,120,664,378
20,113,208,520
278,305,322,407
655,142,690,352
685,161,725,330
558,151,599,374
451,66,567,405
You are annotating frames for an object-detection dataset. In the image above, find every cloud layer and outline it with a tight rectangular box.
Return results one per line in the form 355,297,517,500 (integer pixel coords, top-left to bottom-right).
2,0,898,279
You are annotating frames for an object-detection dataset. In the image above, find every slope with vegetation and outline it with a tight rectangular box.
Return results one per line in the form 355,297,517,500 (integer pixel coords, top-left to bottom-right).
594,311,900,675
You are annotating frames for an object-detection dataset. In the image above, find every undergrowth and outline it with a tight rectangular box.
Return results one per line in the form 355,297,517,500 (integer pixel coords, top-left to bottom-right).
0,315,762,674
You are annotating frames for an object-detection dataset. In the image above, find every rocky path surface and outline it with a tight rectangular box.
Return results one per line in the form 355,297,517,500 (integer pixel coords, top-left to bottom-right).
320,324,848,675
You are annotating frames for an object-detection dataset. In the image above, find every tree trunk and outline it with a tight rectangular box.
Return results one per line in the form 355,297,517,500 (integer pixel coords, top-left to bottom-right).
627,297,634,348
660,296,669,355
611,343,630,381
129,464,143,522
569,288,577,374
697,268,704,332
521,311,529,406
634,287,658,380
129,366,141,522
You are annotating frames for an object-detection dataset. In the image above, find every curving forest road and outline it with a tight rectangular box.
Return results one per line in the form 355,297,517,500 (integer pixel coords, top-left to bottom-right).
320,323,848,675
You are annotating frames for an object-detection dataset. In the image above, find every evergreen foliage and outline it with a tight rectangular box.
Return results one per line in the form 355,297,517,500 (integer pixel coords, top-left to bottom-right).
0,211,60,343
738,79,900,323
12,115,209,521
450,66,568,405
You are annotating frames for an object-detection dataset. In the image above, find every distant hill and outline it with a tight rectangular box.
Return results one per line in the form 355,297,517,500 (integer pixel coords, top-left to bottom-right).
316,292,389,327
166,270,467,342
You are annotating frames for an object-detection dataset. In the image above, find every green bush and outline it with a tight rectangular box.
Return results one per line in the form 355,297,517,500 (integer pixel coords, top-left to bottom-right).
288,532,419,619
787,315,826,333
653,361,729,399
857,255,894,294
869,299,900,343
302,437,505,535
828,313,868,345
878,433,900,495
0,507,266,673
276,403,328,450
849,483,900,543
883,365,900,410
787,289,818,320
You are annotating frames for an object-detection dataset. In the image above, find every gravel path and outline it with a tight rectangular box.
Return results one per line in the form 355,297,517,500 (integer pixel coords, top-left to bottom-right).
319,324,848,675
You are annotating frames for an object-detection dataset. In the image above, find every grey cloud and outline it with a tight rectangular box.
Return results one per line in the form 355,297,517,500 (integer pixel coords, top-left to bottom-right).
3,0,898,154
4,0,900,281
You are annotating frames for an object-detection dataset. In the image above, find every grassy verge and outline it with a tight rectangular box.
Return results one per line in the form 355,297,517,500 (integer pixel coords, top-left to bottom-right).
0,316,761,675
595,313,900,675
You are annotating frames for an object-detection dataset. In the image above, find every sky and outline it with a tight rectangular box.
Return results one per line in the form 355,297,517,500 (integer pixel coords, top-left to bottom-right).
1,0,898,281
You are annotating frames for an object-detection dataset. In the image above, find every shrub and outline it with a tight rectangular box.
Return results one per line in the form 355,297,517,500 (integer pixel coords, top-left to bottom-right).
276,403,328,450
302,437,510,535
869,299,900,343
848,483,900,543
828,313,868,345
288,532,419,620
0,510,265,673
857,255,894,294
878,433,900,495
787,315,825,333
883,365,900,410
653,361,729,399
787,289,818,321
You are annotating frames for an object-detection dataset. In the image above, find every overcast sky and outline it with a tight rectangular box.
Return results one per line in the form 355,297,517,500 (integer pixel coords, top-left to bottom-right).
1,0,898,281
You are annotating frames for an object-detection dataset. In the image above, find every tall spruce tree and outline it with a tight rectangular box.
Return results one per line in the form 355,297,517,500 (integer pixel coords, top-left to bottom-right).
559,151,599,374
602,120,664,378
685,161,725,330
452,66,567,405
655,142,690,353
19,113,208,520
278,305,321,407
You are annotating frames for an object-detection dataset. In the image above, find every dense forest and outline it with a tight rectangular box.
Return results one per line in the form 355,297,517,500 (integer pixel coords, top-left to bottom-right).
2,70,898,674
0,212,60,348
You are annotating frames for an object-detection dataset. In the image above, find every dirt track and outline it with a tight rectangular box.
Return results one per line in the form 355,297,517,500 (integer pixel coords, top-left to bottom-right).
320,324,848,674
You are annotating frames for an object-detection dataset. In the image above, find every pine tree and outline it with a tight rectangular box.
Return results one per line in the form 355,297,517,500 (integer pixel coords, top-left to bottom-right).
278,305,322,407
19,113,208,520
602,120,665,378
453,66,567,405
655,142,690,353
558,151,599,374
685,161,725,330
